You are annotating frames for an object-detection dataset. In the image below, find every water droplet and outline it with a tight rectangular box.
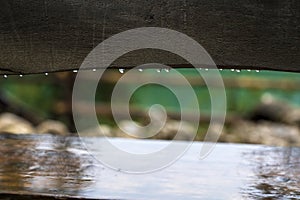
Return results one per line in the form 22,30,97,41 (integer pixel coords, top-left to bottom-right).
19,74,23,77
45,72,48,76
3,75,7,78
256,70,260,72
73,70,78,73
164,68,170,72
119,69,125,74
231,69,235,72
138,68,143,72
247,69,251,72
219,69,223,71
205,68,209,71
92,69,96,72
236,69,241,73
156,69,161,73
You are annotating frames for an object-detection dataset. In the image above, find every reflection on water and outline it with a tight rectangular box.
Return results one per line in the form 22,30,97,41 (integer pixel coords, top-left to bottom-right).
0,133,300,199
242,147,300,199
0,134,95,196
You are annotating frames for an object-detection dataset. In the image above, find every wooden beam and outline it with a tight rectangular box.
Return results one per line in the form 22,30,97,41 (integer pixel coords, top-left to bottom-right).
0,0,299,74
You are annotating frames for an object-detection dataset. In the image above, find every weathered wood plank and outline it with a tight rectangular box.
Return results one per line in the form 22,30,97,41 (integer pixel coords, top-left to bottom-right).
0,0,299,74
0,133,299,199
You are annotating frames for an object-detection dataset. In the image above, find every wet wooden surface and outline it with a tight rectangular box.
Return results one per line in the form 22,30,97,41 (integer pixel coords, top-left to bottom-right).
0,133,300,199
0,0,299,74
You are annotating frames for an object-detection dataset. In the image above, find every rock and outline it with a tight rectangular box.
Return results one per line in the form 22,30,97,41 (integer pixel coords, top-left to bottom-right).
205,123,226,142
79,125,112,137
36,120,70,136
0,112,36,134
116,120,142,138
156,120,196,141
248,93,300,126
225,120,300,146
115,120,149,138
115,119,196,141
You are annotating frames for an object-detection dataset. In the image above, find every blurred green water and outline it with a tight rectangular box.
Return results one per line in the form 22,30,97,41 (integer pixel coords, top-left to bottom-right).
128,69,300,115
0,69,299,124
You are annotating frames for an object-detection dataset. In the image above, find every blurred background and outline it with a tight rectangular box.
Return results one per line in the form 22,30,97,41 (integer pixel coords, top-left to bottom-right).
1,69,300,146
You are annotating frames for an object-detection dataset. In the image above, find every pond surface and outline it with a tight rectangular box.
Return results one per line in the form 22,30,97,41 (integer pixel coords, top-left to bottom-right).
0,134,299,199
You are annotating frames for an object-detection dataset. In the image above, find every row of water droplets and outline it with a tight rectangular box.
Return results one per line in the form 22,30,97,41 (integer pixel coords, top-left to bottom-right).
119,68,171,74
118,68,260,74
1,68,260,78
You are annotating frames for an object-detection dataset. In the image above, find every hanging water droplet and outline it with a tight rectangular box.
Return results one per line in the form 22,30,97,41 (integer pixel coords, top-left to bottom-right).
19,74,23,77
156,69,161,73
119,68,125,74
92,69,97,72
236,69,241,73
205,68,209,71
256,70,260,72
138,68,143,72
164,68,170,72
219,69,223,71
73,70,78,73
231,69,235,72
247,69,251,72
3,75,7,78
45,72,48,76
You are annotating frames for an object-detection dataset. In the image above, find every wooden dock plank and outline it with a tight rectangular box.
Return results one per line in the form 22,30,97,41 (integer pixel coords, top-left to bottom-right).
0,0,299,74
0,133,299,199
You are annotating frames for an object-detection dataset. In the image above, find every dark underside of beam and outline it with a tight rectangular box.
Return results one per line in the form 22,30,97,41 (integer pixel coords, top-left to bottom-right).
0,0,299,74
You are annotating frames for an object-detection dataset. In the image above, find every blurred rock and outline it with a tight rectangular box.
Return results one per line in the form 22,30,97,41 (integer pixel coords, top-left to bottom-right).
36,120,70,136
248,93,300,126
155,120,195,141
224,120,300,146
115,119,196,141
205,123,226,142
79,125,112,137
115,120,153,139
0,112,36,134
116,120,142,138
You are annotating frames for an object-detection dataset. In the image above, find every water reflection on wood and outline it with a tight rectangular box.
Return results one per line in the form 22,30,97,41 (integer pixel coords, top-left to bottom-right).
242,147,300,199
0,133,299,199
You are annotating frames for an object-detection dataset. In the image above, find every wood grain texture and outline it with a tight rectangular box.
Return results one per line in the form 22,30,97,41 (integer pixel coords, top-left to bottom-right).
0,133,300,199
0,0,299,74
